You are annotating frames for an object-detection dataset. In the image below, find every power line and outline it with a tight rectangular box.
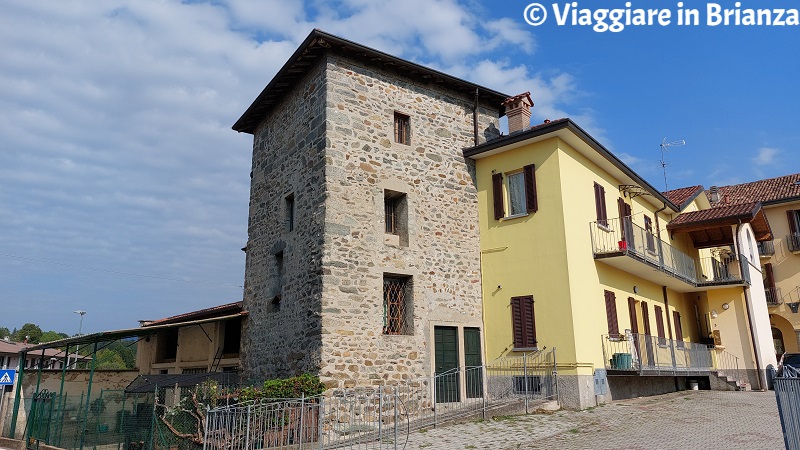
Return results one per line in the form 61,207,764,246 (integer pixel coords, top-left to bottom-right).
0,252,243,288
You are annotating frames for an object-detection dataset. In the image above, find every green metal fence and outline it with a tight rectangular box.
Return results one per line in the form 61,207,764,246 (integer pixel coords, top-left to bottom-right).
22,373,240,450
25,388,156,450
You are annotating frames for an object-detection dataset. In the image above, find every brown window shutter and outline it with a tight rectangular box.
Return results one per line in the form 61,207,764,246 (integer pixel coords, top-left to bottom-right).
789,210,800,233
673,311,683,342
617,198,627,238
654,305,665,343
594,182,607,226
523,164,538,213
604,290,619,337
641,301,651,335
765,263,776,290
492,173,504,220
511,297,523,348
628,297,638,334
511,296,536,348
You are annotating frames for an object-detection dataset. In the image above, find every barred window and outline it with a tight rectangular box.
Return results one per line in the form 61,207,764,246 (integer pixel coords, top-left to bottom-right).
383,275,412,335
394,112,410,145
385,197,397,234
384,190,408,246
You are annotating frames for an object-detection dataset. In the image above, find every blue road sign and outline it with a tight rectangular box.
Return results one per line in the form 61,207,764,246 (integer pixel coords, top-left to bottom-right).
0,369,15,385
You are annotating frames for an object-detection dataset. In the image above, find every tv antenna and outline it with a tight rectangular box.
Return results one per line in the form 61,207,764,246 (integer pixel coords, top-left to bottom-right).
660,137,685,192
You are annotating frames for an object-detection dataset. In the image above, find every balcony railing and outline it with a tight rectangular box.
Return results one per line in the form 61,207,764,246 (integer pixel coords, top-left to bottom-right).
758,240,775,257
591,217,696,284
591,218,749,288
766,287,782,306
695,255,748,286
602,333,715,375
788,233,800,253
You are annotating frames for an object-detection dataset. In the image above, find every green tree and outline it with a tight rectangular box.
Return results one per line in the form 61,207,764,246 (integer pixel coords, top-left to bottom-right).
12,323,43,343
95,348,127,369
40,331,69,343
0,327,10,339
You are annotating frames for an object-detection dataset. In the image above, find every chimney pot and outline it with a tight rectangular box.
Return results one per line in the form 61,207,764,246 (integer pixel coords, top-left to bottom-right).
502,92,533,134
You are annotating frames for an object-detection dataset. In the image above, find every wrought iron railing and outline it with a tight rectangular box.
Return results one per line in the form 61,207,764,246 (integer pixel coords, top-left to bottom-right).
695,255,746,286
758,240,775,257
601,333,714,375
590,218,749,287
713,348,744,388
204,350,558,450
766,287,782,306
590,218,696,284
788,233,800,253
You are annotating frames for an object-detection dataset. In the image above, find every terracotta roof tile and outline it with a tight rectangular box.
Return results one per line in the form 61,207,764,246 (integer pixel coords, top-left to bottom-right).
710,172,800,206
663,185,704,210
143,301,243,327
667,202,761,228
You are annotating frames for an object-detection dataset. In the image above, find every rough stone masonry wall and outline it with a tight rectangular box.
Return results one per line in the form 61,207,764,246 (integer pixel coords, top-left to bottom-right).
318,53,501,389
241,59,328,380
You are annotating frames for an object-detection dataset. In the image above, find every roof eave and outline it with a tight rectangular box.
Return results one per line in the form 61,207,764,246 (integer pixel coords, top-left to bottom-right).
463,119,679,212
233,29,510,135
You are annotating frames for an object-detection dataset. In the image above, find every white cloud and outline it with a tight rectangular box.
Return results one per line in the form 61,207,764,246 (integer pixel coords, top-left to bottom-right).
753,147,779,166
0,0,590,332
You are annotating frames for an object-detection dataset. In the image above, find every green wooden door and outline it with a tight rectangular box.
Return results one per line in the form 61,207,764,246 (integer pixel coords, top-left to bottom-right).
464,327,483,398
434,326,460,403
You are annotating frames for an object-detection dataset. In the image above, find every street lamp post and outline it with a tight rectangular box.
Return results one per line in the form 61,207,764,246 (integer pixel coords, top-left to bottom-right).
74,310,86,336
72,310,86,368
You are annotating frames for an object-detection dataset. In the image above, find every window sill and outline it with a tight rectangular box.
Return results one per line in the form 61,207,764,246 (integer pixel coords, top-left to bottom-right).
384,233,401,247
503,212,529,221
512,347,539,352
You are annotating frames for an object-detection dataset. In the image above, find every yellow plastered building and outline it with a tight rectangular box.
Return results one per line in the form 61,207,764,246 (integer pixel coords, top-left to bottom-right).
710,176,800,360
465,104,777,409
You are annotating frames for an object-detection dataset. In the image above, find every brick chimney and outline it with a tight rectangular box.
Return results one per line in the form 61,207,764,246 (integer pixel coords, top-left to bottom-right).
502,92,533,134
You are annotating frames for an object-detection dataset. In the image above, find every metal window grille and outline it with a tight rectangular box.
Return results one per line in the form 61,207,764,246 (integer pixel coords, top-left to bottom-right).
394,112,410,144
383,276,409,334
385,197,397,234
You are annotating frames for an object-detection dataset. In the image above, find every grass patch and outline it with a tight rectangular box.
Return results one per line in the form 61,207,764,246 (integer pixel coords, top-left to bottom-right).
492,415,519,422
568,428,580,434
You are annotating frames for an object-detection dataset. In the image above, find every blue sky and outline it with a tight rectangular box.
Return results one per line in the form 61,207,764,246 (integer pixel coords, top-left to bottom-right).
2,0,798,335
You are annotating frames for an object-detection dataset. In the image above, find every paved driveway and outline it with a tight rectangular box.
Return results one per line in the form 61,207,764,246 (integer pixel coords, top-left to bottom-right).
405,391,784,449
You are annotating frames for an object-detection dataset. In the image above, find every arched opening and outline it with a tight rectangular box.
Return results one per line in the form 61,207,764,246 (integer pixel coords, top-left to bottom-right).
772,326,785,361
770,313,798,357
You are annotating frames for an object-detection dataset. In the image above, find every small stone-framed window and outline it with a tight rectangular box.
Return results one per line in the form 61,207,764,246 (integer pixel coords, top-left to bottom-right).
285,194,295,232
394,112,410,145
384,189,408,246
383,274,413,335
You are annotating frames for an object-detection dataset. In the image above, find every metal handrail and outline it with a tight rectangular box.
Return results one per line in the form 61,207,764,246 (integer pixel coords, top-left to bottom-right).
787,233,800,253
590,218,697,283
601,333,714,374
758,240,775,257
590,219,749,287
766,287,782,306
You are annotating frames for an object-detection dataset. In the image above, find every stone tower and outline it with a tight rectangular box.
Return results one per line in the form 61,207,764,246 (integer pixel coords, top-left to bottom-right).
234,30,507,390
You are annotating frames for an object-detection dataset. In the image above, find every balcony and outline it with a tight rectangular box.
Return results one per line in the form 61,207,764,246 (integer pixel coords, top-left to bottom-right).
757,240,775,258
788,233,800,253
590,218,749,292
602,333,714,376
695,255,750,287
765,287,781,306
